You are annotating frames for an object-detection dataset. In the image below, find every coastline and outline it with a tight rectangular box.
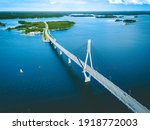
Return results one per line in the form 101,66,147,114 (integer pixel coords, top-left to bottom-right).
0,11,150,19
5,20,75,36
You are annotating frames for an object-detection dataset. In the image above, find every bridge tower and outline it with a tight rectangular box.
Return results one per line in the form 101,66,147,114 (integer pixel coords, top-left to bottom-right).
83,39,93,82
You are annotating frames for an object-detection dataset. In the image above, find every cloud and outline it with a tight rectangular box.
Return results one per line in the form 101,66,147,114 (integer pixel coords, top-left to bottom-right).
0,0,150,11
49,0,87,5
108,0,150,4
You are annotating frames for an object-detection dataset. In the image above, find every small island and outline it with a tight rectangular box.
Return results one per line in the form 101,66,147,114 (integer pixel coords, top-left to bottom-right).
118,16,124,18
0,22,5,26
6,20,75,35
115,19,136,24
115,19,123,22
134,16,138,18
123,19,136,23
69,14,94,17
96,15,117,18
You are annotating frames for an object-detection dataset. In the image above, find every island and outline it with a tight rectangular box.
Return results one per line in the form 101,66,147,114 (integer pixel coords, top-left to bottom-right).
47,21,75,30
96,15,117,18
115,19,123,22
118,16,124,18
114,19,136,24
134,16,138,18
69,14,94,17
6,20,75,35
123,19,136,23
0,22,5,26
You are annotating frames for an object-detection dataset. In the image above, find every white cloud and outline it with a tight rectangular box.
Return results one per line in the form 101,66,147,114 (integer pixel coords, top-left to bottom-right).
49,0,87,5
108,0,150,4
109,0,123,4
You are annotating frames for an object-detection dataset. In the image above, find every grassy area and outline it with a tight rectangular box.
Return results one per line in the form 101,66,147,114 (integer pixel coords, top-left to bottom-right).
18,20,28,24
43,29,47,41
6,20,75,34
0,22,5,26
47,21,75,30
12,21,45,34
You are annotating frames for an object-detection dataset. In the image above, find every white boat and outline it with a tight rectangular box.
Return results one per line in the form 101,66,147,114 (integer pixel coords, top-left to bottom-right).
20,69,24,73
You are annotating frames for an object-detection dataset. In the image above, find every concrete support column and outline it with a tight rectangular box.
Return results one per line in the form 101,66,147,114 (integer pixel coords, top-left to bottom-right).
68,58,71,64
60,50,62,55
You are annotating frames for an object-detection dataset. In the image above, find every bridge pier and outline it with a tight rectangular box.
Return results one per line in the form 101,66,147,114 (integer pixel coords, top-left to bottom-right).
54,46,57,49
83,73,91,82
43,22,150,113
68,58,71,64
60,50,62,55
50,41,52,44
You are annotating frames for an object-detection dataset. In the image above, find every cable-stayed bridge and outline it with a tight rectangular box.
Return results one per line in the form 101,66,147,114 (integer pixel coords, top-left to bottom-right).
43,22,150,113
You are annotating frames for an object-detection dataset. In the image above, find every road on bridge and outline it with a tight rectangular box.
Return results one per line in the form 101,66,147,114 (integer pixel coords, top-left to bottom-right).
44,22,150,113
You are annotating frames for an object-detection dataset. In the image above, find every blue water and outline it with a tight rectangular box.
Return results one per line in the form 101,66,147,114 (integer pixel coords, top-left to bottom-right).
0,15,150,112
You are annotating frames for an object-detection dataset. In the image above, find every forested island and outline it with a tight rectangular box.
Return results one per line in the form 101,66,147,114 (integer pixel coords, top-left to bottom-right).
115,19,136,24
69,14,94,17
115,19,123,22
96,15,118,18
6,20,75,35
0,22,5,26
47,21,75,30
123,19,136,23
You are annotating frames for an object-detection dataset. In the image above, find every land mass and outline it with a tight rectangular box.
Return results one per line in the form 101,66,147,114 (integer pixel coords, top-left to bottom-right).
123,19,136,23
69,14,94,17
0,22,5,26
115,19,123,22
0,11,149,19
96,15,118,18
6,20,75,35
115,19,137,24
0,12,66,19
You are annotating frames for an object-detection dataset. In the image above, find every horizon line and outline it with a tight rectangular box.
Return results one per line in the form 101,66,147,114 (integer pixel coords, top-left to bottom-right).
0,10,150,12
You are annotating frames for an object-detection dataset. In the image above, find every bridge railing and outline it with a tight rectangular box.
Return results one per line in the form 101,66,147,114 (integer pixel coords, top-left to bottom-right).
44,22,150,113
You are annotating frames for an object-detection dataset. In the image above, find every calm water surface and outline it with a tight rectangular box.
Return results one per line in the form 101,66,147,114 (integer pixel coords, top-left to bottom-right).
0,15,150,112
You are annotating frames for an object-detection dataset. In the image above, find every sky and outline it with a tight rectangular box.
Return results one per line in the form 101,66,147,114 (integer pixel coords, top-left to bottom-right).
0,0,150,11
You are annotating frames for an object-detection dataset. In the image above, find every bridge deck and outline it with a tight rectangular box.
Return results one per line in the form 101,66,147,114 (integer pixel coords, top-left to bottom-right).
44,22,149,113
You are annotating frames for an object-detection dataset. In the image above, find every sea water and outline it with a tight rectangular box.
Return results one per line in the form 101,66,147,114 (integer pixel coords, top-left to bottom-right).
0,15,150,112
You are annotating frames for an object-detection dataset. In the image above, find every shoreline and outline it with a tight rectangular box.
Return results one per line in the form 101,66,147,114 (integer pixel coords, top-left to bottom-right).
0,11,150,19
6,20,75,36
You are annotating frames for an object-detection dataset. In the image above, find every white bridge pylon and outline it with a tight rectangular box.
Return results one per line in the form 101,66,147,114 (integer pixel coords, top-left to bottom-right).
43,22,150,113
83,39,93,82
